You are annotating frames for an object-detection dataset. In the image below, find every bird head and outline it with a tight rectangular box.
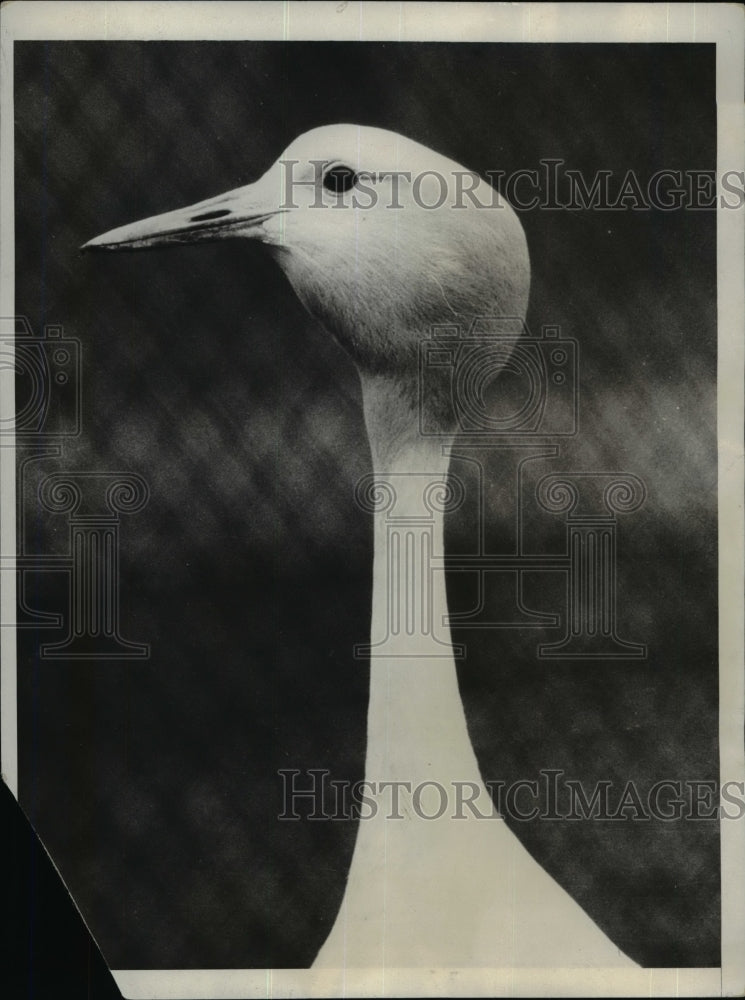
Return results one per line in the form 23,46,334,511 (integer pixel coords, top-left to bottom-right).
84,124,529,364
84,124,530,454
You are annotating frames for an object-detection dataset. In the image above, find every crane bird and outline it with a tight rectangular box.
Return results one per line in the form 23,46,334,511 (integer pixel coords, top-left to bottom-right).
84,124,636,969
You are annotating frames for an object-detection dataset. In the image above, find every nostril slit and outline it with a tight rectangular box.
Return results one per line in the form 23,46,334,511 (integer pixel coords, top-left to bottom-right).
191,209,232,222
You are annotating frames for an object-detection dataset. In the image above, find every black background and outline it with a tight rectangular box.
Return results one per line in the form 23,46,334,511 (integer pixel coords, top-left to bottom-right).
9,41,718,986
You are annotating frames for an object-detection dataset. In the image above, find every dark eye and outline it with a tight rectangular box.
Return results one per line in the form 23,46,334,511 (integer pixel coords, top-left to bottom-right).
323,165,358,193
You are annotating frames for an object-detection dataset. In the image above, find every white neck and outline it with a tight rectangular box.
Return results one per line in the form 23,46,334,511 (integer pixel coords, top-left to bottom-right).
365,447,477,783
355,374,474,780
313,372,638,971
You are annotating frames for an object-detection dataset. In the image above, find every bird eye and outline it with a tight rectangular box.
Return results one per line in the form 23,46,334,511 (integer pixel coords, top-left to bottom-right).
323,165,359,193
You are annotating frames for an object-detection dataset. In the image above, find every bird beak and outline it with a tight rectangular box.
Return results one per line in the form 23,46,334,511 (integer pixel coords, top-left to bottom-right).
81,176,283,251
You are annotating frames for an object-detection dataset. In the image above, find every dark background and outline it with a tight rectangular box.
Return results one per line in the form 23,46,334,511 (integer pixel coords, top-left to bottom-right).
9,41,718,985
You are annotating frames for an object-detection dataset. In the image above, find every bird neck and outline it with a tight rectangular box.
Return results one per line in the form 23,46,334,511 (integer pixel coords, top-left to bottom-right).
359,370,449,473
357,372,478,783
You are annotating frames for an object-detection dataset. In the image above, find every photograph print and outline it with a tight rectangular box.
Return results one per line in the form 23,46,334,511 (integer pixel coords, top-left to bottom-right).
2,4,743,998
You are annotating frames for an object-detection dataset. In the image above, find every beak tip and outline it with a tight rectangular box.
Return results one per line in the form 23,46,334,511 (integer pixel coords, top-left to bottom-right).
81,235,109,252
81,232,135,252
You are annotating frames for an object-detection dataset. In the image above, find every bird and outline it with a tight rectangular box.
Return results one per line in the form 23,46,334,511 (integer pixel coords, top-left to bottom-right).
83,124,637,969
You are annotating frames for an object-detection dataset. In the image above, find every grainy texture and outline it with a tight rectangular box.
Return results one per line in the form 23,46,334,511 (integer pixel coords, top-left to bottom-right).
13,42,717,970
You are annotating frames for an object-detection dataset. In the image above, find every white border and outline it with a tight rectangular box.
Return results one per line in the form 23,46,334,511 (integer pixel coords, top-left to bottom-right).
1,4,743,998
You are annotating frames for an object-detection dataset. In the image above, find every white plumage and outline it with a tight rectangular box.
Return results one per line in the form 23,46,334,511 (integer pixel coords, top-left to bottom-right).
85,124,636,969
